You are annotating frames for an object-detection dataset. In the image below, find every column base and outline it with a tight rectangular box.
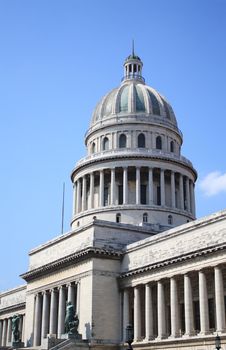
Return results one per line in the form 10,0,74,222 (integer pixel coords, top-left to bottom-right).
168,333,181,339
198,330,211,336
144,336,155,342
183,331,196,338
156,334,168,340
214,329,226,335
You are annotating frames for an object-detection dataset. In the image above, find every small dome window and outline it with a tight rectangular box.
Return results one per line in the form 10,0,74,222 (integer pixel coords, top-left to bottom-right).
103,137,109,151
116,213,121,223
119,134,127,148
156,136,162,150
91,142,96,154
138,133,145,148
170,141,174,153
168,215,173,225
143,213,148,223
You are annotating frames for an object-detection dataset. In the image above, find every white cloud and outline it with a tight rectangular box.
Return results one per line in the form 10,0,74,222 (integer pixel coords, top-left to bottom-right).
199,171,226,196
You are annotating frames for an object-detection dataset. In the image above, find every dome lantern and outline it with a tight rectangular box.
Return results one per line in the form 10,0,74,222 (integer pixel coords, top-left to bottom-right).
122,41,144,83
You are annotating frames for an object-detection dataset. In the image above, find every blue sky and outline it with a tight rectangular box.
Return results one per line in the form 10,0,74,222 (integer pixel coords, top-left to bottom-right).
0,0,226,291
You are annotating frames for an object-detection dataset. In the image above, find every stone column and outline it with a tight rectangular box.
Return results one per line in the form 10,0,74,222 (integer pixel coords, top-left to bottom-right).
82,176,87,211
2,319,7,346
18,316,23,342
68,283,76,307
72,182,76,215
110,168,116,205
215,266,226,333
170,277,179,337
90,172,94,209
34,293,42,346
7,317,12,344
179,174,184,210
184,274,194,336
160,169,165,206
190,182,196,216
99,170,104,207
41,291,50,339
134,286,141,341
157,281,166,339
186,177,191,212
22,315,25,343
76,282,80,316
76,179,81,213
58,286,66,337
199,270,210,334
49,289,58,335
145,284,154,340
123,167,128,204
0,320,3,346
136,167,141,205
148,168,154,205
123,289,130,342
171,171,176,208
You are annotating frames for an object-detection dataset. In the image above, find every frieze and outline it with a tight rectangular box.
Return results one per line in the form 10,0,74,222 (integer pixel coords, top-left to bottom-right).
21,247,122,282
120,243,226,279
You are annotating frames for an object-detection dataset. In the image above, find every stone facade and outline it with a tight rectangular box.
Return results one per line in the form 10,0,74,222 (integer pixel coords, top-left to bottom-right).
0,52,226,350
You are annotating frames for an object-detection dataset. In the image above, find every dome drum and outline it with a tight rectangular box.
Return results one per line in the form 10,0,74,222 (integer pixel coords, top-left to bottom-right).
71,163,196,231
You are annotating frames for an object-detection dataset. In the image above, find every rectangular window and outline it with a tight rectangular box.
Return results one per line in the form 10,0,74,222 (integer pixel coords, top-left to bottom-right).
194,300,200,332
157,186,161,205
208,298,215,330
118,185,123,205
104,186,109,206
141,185,147,204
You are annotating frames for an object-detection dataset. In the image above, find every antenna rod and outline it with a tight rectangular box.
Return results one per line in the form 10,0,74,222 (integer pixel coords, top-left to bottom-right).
61,182,65,234
132,39,135,56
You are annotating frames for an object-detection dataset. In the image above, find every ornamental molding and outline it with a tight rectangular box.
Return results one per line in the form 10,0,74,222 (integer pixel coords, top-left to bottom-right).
120,242,226,279
21,247,122,282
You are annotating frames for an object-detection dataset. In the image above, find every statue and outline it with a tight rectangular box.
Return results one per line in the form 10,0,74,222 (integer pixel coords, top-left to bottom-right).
64,302,79,335
12,314,21,342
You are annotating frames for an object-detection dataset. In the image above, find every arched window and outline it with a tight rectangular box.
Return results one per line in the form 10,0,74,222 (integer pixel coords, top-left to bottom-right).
143,213,148,223
103,137,109,151
138,133,145,148
156,136,162,150
119,134,127,148
116,213,121,223
170,141,174,153
168,215,173,225
91,142,96,154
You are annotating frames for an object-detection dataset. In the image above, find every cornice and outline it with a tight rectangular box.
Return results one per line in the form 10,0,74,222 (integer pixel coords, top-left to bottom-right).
71,152,197,181
0,302,25,316
21,247,122,282
120,243,226,279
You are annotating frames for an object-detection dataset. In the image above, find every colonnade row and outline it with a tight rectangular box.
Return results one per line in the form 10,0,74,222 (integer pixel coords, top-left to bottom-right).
122,265,226,342
33,281,79,346
73,167,195,216
0,314,25,346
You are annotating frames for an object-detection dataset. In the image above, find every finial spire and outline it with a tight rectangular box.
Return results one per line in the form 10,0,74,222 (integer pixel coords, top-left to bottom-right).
132,39,135,57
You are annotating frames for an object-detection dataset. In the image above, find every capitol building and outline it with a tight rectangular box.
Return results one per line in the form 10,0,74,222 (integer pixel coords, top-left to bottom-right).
0,51,226,350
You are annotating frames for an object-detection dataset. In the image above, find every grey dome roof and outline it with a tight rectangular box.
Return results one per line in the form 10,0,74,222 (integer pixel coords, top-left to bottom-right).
90,80,177,128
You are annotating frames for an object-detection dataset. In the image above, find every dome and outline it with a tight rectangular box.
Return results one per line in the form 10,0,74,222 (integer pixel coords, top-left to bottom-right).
91,82,177,127
90,53,177,131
